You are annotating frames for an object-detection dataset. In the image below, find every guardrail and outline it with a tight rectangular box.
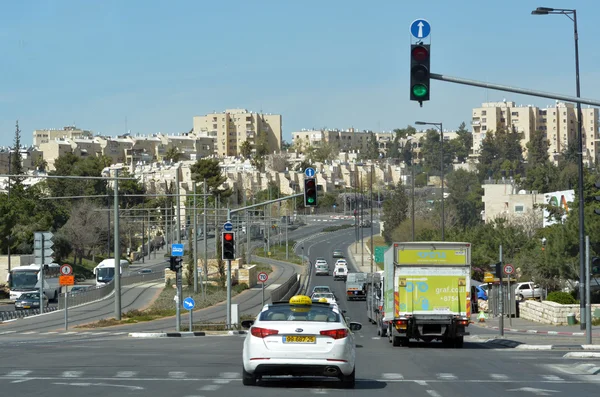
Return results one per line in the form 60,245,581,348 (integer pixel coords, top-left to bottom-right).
270,273,300,303
0,306,59,322
58,270,164,309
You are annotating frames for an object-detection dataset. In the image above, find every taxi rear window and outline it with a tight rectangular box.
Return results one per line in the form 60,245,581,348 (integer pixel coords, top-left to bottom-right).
259,304,340,322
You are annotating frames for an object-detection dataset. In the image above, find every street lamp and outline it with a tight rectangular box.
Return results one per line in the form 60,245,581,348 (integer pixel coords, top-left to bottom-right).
531,6,586,330
415,121,445,241
406,136,416,241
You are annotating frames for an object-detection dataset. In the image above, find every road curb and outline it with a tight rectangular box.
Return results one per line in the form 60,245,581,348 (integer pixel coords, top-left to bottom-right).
485,338,600,350
573,363,600,374
472,322,598,337
564,352,600,360
128,330,247,338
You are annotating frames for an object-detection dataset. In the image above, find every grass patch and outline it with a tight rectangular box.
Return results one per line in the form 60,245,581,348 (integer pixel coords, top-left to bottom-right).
251,263,273,274
322,224,354,233
254,241,303,265
76,282,247,328
369,235,386,247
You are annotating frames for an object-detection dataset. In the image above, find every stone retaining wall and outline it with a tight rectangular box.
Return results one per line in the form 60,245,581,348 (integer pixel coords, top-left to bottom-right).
520,300,600,325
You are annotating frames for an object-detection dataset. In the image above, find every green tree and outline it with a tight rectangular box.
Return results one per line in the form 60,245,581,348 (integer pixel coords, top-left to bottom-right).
449,122,472,163
476,128,524,181
306,142,339,164
420,129,454,174
295,159,313,173
240,140,252,159
10,121,25,194
164,147,181,162
216,230,226,288
365,132,379,159
381,181,409,244
117,169,146,209
190,158,232,199
445,170,483,230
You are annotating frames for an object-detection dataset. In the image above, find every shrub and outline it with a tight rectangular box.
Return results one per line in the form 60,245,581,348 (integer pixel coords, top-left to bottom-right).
546,291,577,305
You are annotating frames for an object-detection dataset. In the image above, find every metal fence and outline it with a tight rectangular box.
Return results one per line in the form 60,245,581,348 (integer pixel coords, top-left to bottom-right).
58,270,164,309
0,306,58,322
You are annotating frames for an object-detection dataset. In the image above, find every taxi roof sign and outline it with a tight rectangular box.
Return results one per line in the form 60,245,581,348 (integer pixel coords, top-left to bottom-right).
318,297,328,303
289,295,312,305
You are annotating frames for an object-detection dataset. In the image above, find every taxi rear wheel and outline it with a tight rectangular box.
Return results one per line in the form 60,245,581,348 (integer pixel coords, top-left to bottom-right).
340,368,355,388
242,367,256,386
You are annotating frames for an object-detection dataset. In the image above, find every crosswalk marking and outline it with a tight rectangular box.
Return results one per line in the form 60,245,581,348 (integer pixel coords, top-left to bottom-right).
382,373,404,380
542,375,563,381
490,374,509,380
437,373,457,380
116,371,137,378
168,371,187,378
199,385,221,391
7,370,32,377
61,371,82,378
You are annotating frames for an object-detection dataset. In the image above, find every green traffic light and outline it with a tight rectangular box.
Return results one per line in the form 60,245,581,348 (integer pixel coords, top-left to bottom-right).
412,84,428,98
307,197,315,204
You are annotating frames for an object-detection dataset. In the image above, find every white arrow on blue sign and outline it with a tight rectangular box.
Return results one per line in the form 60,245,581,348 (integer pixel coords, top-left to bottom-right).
305,167,315,177
410,19,431,39
172,243,184,257
223,222,233,232
183,297,195,310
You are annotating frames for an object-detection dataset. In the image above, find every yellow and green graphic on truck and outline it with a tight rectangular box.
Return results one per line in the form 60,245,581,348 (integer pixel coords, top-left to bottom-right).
395,275,467,315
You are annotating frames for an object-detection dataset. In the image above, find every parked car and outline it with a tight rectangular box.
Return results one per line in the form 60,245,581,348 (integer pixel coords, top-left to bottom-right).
514,282,542,301
475,285,488,301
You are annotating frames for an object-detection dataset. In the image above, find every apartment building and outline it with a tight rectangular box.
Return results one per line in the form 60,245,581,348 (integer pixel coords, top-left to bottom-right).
192,109,282,157
471,101,599,165
33,126,93,147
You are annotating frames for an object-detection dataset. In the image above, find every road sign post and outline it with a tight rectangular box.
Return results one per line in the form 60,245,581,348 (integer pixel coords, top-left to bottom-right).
34,231,54,314
183,297,195,332
504,263,514,326
172,243,184,257
410,18,431,40
258,272,268,307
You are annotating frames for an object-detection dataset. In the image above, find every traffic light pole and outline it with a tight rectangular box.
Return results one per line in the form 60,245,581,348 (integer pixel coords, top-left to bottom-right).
39,238,45,312
585,236,592,344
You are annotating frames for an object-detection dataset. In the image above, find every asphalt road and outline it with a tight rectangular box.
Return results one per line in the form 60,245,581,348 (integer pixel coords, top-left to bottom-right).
0,219,349,333
1,223,599,396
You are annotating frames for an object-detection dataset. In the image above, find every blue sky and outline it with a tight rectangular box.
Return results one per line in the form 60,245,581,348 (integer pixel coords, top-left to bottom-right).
1,0,599,148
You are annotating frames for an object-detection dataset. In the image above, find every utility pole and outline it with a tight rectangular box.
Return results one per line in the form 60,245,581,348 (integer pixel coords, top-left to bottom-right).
193,181,198,294
360,172,364,269
176,168,181,243
114,168,122,320
203,179,208,300
370,164,374,273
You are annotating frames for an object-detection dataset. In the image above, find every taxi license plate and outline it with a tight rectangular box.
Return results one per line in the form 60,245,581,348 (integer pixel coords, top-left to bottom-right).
23,306,30,309
283,335,316,344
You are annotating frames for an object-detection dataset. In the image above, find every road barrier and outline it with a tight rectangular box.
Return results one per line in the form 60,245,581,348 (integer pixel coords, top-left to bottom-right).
58,270,164,309
0,306,58,322
270,273,300,303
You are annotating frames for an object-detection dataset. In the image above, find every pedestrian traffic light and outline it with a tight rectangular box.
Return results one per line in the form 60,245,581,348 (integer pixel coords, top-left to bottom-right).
304,177,317,207
592,257,600,276
169,256,182,272
410,44,430,105
222,232,235,260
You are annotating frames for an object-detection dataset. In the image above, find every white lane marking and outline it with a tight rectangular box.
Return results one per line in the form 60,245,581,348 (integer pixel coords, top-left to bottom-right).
53,382,144,390
214,379,231,384
61,332,78,335
426,390,442,397
542,375,563,381
42,332,59,334
22,331,37,335
112,332,127,335
115,371,137,378
219,372,239,379
91,332,108,335
372,336,381,340
311,389,328,394
415,380,429,385
437,373,457,380
11,378,32,384
382,373,404,380
199,385,221,391
61,371,83,378
7,370,32,377
0,331,16,335
490,374,509,380
168,371,187,378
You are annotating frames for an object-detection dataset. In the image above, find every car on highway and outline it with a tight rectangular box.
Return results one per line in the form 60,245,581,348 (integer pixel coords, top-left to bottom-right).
333,265,348,281
514,282,543,301
69,285,91,294
332,249,344,259
241,295,362,388
315,259,330,276
335,259,348,267
138,268,152,274
311,286,332,295
311,292,337,303
14,292,48,310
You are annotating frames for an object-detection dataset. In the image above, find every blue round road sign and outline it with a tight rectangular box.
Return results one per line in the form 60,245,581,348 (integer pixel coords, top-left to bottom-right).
305,167,316,177
410,19,431,39
183,297,195,310
223,222,233,232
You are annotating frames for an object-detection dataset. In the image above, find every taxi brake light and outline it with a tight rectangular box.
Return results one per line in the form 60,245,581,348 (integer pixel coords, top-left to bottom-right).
320,329,348,339
250,326,279,338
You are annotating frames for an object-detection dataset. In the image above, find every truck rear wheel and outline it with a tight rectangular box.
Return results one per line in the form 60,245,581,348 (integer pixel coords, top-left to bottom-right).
392,336,401,347
454,336,464,348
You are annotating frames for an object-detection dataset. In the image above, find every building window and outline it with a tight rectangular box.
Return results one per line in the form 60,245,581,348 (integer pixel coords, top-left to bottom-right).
482,126,487,131
482,110,487,116
482,118,487,122
511,112,519,116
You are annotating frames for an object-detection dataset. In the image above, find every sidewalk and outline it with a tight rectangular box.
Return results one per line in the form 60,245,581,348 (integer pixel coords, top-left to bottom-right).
472,313,600,337
347,240,375,273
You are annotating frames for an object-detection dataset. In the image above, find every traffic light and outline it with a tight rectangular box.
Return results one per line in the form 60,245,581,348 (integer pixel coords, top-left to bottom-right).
169,256,182,272
592,257,600,276
222,232,235,260
410,44,430,105
304,177,317,207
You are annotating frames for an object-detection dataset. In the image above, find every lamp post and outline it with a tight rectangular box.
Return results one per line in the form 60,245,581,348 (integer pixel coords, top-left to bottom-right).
531,6,585,330
415,121,444,241
406,136,416,241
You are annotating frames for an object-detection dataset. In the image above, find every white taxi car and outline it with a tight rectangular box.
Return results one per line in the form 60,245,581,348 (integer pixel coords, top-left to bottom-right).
311,292,337,304
241,295,362,388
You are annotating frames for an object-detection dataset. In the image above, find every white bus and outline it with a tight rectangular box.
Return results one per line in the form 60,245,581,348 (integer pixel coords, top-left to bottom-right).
93,259,130,286
7,263,61,302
